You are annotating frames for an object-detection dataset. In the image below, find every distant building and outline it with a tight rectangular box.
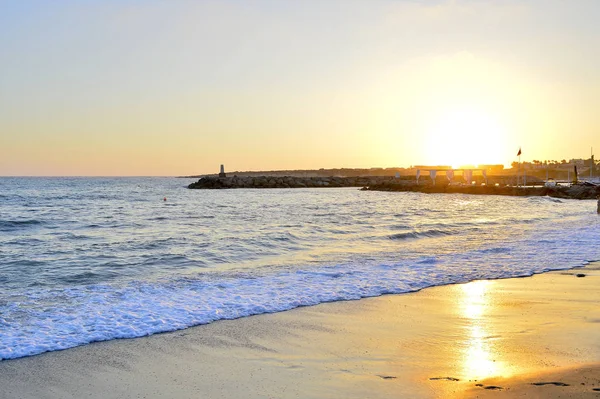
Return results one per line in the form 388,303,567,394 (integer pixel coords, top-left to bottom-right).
219,164,226,178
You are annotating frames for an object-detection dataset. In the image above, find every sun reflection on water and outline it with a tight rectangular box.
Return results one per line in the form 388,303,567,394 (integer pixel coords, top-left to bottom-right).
459,280,506,380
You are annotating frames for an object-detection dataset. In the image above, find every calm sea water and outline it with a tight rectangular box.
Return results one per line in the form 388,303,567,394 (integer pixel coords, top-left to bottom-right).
1,177,599,360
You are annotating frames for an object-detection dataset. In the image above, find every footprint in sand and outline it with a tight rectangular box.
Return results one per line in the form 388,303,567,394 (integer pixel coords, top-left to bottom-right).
531,382,570,387
474,384,503,390
429,377,460,381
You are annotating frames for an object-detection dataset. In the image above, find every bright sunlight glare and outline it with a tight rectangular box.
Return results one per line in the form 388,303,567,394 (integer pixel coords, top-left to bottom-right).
423,106,509,168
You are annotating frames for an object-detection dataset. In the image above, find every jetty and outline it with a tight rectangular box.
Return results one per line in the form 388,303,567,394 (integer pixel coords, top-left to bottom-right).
187,176,600,200
188,175,389,189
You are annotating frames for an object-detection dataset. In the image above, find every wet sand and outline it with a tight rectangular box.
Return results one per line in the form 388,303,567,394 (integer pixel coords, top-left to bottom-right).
1,263,599,398
467,365,600,398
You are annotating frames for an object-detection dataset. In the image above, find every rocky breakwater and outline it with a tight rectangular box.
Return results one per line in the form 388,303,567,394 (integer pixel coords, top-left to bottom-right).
363,181,600,200
188,175,400,189
187,176,600,200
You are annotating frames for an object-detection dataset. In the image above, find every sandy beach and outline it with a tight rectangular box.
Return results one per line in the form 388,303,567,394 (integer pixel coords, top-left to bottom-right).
1,263,599,399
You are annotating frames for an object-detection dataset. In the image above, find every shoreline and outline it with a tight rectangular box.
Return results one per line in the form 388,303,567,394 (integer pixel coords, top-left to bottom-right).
2,263,599,398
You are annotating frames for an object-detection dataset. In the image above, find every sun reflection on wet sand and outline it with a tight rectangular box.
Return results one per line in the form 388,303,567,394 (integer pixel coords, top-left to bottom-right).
459,280,508,380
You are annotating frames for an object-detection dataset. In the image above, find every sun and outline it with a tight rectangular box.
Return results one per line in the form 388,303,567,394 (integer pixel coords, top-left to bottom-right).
423,106,508,168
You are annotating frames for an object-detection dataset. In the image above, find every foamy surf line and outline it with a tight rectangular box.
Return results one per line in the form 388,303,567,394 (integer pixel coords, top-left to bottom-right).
1,220,599,361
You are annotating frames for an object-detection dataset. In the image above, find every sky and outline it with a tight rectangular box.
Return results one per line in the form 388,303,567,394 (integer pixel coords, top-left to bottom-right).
1,0,599,176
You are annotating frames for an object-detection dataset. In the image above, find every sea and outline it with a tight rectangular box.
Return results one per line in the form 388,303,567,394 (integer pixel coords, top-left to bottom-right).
1,177,599,360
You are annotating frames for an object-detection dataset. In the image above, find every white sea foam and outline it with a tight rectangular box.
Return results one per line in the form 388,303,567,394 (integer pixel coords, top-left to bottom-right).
0,178,599,360
1,214,598,360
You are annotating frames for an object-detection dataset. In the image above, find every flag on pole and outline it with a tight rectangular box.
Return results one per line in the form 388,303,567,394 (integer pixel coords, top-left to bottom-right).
517,147,522,156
